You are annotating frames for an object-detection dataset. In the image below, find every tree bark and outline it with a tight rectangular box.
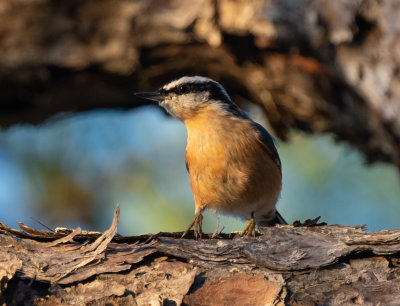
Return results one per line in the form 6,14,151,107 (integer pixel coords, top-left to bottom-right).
2,206,400,305
0,0,399,170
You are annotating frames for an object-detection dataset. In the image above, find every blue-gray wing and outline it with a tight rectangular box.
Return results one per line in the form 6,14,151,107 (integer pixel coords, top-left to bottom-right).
251,122,281,171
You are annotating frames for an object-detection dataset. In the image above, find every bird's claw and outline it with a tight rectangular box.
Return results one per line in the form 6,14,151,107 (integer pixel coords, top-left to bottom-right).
181,213,203,239
241,217,255,236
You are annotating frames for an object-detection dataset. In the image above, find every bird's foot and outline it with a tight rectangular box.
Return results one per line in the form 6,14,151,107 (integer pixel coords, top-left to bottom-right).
241,217,255,236
211,216,224,238
181,212,203,239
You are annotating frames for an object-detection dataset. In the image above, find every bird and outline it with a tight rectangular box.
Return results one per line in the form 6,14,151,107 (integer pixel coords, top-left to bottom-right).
135,76,286,238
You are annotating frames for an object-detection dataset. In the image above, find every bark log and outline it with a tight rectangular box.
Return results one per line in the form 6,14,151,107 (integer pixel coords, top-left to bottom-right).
2,206,400,305
0,0,399,170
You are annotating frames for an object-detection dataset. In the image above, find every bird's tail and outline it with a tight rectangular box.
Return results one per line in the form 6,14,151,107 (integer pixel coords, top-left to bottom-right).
274,209,287,225
256,209,287,226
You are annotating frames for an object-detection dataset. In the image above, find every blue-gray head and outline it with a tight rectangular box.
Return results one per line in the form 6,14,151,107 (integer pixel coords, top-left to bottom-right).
136,76,235,121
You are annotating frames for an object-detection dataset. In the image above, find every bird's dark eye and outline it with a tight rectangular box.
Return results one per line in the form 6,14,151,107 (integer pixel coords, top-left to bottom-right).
178,84,190,94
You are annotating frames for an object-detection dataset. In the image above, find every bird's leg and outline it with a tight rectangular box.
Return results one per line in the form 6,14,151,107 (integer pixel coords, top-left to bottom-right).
241,212,255,236
181,209,204,239
195,213,203,239
211,216,220,238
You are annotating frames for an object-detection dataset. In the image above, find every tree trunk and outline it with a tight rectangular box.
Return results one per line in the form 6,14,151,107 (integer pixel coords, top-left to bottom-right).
0,0,399,171
2,206,400,305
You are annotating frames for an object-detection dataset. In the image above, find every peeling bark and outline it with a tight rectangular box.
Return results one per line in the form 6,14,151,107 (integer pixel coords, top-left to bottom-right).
0,0,399,170
2,206,400,305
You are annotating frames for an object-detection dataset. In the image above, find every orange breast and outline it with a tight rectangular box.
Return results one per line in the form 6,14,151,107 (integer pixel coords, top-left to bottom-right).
184,105,282,214
185,112,228,207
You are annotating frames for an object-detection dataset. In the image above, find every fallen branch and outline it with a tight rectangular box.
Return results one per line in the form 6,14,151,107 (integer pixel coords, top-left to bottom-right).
1,206,400,305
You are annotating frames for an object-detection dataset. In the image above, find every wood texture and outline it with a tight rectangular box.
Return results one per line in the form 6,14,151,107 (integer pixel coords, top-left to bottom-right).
2,206,400,305
0,0,399,171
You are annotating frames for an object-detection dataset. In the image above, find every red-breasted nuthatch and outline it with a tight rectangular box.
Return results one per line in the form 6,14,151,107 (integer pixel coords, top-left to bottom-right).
136,76,286,238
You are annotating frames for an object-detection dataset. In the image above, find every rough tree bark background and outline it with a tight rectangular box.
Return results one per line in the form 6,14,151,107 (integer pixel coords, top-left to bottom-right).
0,0,399,169
1,0,400,305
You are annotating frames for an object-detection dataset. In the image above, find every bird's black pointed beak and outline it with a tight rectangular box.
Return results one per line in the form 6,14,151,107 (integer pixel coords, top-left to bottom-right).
134,92,165,104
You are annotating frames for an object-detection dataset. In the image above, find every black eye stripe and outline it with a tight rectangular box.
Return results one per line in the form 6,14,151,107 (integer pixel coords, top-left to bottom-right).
179,84,191,94
163,82,210,95
160,81,231,102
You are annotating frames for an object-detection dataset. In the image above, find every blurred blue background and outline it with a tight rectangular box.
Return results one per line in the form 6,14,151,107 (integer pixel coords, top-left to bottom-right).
1,105,400,235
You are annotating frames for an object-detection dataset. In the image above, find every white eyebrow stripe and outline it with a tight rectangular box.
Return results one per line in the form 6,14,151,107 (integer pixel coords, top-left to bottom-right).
163,76,212,91
162,76,232,102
